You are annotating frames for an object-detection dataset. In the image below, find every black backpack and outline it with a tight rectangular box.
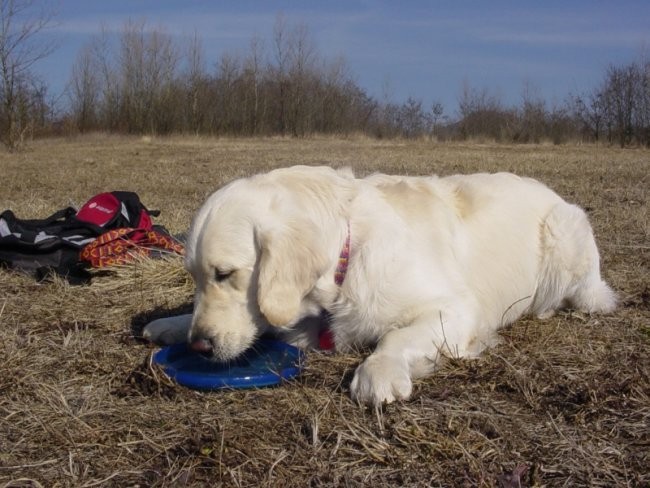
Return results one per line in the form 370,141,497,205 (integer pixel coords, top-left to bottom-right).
0,191,157,283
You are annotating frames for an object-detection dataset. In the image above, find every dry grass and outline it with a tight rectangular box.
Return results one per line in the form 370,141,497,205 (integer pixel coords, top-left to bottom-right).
1,135,648,487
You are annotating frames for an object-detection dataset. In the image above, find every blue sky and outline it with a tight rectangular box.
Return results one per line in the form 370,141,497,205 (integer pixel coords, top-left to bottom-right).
35,0,650,116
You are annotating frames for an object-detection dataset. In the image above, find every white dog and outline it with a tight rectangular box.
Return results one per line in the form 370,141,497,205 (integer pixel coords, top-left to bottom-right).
144,166,616,405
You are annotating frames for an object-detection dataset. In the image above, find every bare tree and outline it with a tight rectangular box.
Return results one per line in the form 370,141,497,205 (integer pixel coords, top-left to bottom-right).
319,56,352,132
70,44,99,132
518,80,546,143
571,59,650,146
183,31,209,134
458,81,513,141
398,97,429,138
286,22,317,135
271,15,291,134
92,27,121,131
214,52,242,133
602,64,637,147
242,35,265,134
430,101,444,139
0,0,56,149
633,59,650,146
571,90,606,142
119,20,178,133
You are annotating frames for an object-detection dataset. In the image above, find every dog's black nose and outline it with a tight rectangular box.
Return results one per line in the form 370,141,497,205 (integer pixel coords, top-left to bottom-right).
190,338,213,355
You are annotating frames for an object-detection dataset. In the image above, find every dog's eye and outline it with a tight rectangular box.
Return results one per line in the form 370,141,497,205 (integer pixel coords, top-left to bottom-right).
214,269,233,283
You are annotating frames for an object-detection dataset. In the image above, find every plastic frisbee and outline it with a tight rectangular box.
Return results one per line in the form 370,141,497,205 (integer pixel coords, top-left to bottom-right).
152,339,304,390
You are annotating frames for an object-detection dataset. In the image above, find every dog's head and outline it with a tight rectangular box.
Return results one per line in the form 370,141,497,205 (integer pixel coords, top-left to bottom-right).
185,166,354,361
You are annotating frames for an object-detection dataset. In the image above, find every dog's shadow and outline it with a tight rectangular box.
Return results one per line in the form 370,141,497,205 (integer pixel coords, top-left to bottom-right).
130,302,193,342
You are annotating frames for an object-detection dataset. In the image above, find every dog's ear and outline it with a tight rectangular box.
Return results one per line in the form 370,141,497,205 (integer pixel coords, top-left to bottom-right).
257,221,328,327
255,165,355,327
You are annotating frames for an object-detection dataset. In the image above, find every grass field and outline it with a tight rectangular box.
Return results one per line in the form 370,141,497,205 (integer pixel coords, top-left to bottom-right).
1,135,648,487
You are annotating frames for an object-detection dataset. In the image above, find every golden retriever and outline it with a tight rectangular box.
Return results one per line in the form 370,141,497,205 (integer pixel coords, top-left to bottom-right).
144,166,616,405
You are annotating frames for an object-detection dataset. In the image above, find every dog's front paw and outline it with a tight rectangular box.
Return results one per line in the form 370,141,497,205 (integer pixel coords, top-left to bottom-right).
142,314,192,345
350,354,412,405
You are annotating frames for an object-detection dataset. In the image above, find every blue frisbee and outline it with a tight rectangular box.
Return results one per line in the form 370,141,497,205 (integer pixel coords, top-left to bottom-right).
153,339,304,390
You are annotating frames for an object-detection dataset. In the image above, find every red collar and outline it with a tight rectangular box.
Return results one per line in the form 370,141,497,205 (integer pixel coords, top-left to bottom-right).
334,223,351,286
318,224,350,351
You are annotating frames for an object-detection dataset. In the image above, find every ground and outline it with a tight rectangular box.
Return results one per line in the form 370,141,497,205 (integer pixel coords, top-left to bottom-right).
0,135,648,487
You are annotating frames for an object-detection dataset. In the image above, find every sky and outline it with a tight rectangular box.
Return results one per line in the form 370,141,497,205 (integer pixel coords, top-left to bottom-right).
32,0,650,117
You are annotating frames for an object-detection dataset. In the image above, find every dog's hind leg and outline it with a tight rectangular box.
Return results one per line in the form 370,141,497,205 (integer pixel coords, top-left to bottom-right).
534,203,616,318
142,314,193,345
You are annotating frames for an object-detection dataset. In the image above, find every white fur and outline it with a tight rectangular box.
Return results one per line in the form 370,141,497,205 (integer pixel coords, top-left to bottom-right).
143,166,616,405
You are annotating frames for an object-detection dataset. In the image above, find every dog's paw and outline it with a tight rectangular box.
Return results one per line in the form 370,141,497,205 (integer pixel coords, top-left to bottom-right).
350,354,412,405
142,314,192,345
536,309,556,320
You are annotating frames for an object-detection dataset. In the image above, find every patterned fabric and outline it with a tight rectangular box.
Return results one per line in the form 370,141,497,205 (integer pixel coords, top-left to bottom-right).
80,227,184,268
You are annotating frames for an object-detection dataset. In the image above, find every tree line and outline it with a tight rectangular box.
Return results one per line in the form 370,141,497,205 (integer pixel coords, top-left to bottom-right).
68,20,380,138
571,62,650,147
1,5,649,149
